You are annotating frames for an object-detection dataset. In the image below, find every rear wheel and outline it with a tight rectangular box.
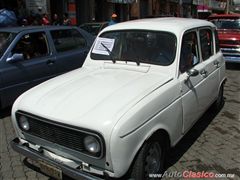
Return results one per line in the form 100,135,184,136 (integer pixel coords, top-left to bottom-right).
130,138,165,180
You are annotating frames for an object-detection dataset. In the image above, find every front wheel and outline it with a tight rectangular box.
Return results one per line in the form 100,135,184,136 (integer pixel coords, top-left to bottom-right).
130,138,165,180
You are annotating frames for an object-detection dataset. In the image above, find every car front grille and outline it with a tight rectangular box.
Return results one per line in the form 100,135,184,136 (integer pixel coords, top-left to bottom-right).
27,118,86,151
16,111,103,158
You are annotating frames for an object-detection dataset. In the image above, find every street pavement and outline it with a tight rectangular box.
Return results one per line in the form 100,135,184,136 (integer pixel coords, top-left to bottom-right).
0,64,240,180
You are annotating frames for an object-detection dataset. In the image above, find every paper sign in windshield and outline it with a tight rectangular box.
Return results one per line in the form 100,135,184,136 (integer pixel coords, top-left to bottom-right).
92,37,115,55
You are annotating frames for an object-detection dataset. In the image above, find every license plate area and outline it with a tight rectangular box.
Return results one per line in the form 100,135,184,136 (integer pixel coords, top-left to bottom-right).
39,161,62,180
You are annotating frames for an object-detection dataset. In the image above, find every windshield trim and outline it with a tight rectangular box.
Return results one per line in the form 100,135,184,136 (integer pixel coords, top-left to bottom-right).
90,29,177,66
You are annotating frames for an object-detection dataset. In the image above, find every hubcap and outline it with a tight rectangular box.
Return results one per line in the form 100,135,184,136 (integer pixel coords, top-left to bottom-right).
145,142,162,174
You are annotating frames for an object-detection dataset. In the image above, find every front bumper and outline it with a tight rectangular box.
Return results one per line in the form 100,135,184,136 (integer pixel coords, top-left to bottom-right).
221,47,240,63
11,138,103,180
224,56,240,63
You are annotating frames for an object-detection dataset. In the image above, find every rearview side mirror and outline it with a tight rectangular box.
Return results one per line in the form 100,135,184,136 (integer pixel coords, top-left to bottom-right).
187,69,199,77
6,53,24,63
185,69,199,83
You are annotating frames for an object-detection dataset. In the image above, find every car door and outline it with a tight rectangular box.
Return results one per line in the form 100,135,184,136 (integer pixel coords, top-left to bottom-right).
0,31,55,107
49,28,90,75
198,27,220,114
179,30,208,133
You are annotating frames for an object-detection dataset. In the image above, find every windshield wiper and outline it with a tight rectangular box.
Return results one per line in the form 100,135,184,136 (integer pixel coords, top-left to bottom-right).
101,42,116,63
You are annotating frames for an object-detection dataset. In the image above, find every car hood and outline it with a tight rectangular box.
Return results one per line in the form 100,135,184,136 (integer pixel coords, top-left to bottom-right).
14,66,172,137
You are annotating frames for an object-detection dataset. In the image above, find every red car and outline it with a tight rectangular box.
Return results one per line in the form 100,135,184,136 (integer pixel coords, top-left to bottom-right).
208,14,240,63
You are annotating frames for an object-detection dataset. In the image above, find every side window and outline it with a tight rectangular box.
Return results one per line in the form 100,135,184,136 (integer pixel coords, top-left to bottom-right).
214,29,220,52
180,31,200,73
51,29,86,53
199,29,214,60
12,32,49,60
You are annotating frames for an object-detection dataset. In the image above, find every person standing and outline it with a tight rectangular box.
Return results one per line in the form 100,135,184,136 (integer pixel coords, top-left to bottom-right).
52,13,60,25
41,13,50,25
108,13,118,26
63,13,71,26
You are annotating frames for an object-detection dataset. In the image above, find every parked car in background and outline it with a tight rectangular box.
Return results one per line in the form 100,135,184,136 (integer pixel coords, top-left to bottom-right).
11,18,226,180
80,22,108,36
0,26,94,109
208,14,240,63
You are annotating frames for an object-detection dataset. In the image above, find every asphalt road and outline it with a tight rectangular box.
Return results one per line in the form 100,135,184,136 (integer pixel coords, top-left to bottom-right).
0,64,240,180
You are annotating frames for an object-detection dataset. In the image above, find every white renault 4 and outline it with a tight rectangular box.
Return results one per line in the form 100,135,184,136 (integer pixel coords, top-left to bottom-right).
11,18,226,180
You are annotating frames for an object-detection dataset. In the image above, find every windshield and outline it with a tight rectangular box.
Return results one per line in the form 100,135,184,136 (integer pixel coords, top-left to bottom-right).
91,30,177,66
210,19,240,30
0,32,16,58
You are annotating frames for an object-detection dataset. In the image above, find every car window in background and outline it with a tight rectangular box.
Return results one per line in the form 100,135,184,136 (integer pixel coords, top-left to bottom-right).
91,30,177,66
199,29,214,61
210,19,240,30
12,32,49,60
80,23,108,36
0,32,16,58
81,24,102,36
51,29,86,52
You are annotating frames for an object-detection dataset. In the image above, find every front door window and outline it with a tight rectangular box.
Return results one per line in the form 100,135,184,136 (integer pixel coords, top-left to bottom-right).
12,32,49,60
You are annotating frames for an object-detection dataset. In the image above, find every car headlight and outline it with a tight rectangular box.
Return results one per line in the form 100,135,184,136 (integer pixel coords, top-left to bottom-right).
84,135,100,154
19,115,30,131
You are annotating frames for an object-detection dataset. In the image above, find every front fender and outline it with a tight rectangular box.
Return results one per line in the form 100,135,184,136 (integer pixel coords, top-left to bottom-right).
109,93,183,177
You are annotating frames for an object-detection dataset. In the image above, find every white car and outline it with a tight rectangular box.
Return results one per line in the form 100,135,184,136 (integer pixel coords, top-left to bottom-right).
11,18,226,180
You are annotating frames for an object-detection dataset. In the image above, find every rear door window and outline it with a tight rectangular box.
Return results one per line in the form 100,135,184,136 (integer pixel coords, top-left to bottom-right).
51,29,86,53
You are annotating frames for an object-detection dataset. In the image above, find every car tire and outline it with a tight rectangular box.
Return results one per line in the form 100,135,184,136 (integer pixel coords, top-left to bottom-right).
130,137,165,180
213,84,224,111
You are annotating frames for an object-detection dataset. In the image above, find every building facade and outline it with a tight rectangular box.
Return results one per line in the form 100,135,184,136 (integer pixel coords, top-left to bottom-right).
1,0,239,26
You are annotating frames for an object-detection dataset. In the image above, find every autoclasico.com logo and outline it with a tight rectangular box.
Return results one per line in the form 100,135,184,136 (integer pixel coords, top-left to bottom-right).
149,171,235,178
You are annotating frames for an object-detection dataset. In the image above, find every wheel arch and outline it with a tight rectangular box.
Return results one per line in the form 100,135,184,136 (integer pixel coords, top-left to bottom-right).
145,128,171,150
124,128,171,178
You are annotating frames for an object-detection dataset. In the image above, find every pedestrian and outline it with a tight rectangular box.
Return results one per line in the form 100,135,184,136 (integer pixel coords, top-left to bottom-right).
35,7,42,25
41,13,50,25
108,13,118,26
63,13,71,26
52,13,60,25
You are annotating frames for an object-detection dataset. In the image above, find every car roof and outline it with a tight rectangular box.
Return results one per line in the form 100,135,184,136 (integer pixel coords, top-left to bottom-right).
0,26,77,33
101,17,215,35
208,13,240,19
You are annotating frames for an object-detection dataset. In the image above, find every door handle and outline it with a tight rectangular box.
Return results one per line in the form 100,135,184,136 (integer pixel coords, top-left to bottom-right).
213,60,220,68
200,69,208,78
46,59,55,65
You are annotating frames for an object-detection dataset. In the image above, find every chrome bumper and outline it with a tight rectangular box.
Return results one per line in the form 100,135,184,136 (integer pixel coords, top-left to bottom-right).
11,138,103,180
224,56,240,63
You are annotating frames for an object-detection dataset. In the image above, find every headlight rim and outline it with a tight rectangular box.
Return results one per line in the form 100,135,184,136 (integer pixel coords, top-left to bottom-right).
18,115,30,131
83,135,101,155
